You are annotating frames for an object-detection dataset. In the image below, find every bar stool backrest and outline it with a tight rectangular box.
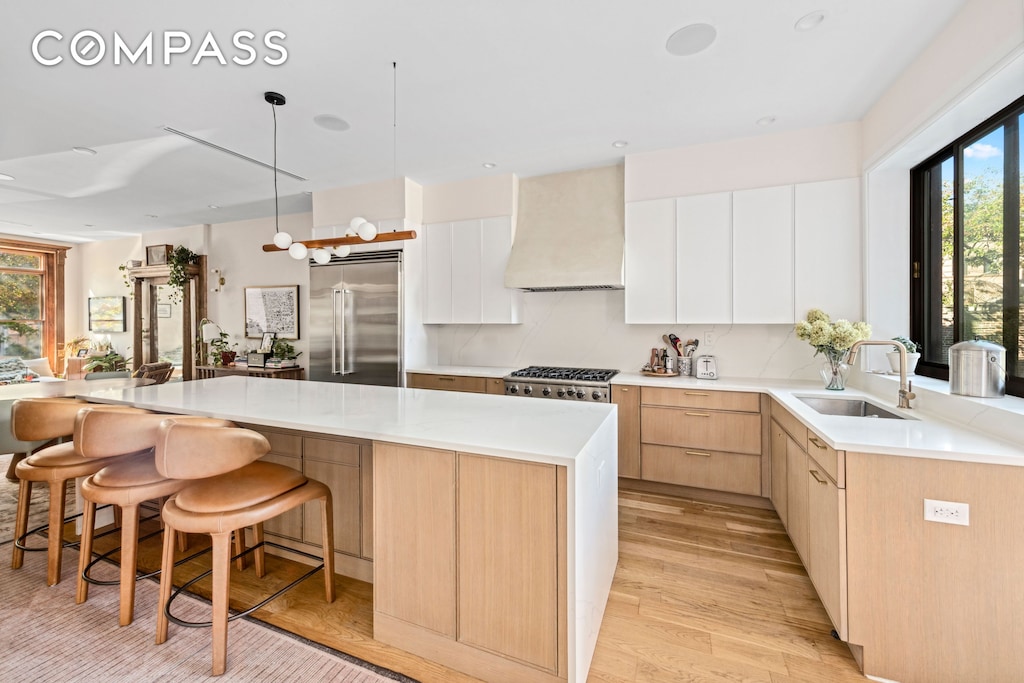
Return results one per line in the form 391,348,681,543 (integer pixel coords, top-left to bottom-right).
73,407,172,459
11,398,90,442
154,417,265,480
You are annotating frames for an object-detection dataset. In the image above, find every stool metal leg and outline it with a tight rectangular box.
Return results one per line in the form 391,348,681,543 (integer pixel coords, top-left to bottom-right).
211,531,232,676
155,520,177,645
46,479,69,586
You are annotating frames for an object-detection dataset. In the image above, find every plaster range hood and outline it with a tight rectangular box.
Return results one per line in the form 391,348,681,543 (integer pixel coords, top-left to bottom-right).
504,164,624,291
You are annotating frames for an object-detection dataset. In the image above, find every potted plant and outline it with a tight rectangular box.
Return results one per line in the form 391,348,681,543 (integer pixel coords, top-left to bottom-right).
887,337,921,375
167,246,200,303
83,350,126,373
209,332,237,366
271,339,299,360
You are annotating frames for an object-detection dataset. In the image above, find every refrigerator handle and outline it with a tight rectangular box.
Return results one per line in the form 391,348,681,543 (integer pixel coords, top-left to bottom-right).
331,289,341,375
336,289,353,376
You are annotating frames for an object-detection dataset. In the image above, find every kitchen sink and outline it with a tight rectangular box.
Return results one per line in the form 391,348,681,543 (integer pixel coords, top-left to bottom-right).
796,396,908,420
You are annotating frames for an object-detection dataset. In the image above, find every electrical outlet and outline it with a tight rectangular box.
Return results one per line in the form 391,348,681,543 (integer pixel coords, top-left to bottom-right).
924,498,969,526
704,331,715,347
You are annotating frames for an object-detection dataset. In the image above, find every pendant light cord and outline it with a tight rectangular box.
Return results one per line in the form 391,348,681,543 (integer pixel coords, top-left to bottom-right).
272,102,280,235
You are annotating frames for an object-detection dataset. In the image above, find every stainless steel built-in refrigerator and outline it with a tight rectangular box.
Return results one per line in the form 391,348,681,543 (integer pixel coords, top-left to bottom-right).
308,251,402,386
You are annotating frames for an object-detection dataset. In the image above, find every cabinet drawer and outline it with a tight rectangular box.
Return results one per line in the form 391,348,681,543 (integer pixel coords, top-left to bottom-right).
642,387,760,413
407,373,487,393
484,377,506,395
260,430,302,457
770,400,807,451
641,444,761,495
304,437,360,466
641,405,761,455
806,431,843,487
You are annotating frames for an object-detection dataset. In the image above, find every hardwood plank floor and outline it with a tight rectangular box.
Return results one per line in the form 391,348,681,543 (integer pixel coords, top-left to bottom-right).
84,489,866,682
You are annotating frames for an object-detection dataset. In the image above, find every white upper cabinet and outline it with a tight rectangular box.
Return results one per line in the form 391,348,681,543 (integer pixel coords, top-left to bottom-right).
624,198,676,324
733,186,794,324
677,192,732,324
624,178,859,325
795,178,861,321
422,217,521,325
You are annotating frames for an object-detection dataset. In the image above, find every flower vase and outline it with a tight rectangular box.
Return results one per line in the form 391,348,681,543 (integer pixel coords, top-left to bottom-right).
820,352,849,391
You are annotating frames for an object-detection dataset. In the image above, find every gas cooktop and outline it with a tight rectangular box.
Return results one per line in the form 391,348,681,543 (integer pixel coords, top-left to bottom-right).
502,366,620,402
506,366,619,383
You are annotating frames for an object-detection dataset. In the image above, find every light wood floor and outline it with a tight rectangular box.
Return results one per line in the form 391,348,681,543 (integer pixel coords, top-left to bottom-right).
83,489,868,683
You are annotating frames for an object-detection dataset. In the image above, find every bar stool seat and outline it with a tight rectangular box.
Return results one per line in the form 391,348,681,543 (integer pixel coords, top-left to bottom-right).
154,419,335,676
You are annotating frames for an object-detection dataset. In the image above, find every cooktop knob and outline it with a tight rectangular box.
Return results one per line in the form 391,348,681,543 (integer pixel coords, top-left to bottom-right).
524,385,533,395
575,390,586,399
509,385,519,394
542,387,552,396
592,390,603,401
557,388,567,397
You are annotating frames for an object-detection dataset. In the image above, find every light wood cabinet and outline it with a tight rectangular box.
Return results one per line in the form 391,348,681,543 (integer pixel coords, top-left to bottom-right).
485,377,506,395
259,451,303,540
623,179,860,325
407,372,488,393
769,419,788,526
639,388,763,495
611,385,640,479
422,217,521,324
303,451,361,557
785,436,809,561
458,454,559,671
807,460,845,637
373,442,457,637
732,185,794,324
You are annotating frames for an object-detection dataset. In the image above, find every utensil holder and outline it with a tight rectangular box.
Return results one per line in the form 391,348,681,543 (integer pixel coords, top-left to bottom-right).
679,357,692,376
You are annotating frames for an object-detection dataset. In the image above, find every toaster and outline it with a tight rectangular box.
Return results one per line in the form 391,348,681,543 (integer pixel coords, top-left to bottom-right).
695,355,718,379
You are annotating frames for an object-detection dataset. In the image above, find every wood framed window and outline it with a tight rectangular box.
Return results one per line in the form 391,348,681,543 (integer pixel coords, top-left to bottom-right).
910,94,1023,397
0,239,69,371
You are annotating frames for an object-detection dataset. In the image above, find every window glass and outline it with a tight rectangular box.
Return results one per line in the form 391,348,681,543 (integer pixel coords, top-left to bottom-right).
961,126,1004,343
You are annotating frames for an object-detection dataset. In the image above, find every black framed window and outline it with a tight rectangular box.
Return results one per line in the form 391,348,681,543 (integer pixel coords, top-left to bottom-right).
911,94,1023,397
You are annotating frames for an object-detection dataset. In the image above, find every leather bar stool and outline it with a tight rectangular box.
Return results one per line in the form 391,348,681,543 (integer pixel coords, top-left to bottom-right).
10,398,137,585
75,409,234,626
154,418,336,676
1,398,51,482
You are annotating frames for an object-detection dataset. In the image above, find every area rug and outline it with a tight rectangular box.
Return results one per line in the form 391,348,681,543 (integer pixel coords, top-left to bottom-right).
0,546,418,682
0,452,77,545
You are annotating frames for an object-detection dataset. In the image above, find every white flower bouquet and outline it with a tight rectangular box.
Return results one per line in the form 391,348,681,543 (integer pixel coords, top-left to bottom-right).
795,309,872,390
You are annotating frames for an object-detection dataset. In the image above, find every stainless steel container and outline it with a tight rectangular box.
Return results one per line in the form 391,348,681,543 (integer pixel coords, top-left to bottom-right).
949,339,1006,398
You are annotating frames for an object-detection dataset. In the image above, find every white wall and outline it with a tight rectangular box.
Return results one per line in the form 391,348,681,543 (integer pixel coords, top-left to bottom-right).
70,235,143,357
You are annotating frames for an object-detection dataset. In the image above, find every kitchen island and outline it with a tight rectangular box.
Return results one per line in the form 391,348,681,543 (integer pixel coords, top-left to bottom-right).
82,376,618,683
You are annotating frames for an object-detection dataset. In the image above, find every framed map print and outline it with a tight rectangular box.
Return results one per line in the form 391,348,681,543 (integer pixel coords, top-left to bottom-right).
88,296,127,332
244,285,298,339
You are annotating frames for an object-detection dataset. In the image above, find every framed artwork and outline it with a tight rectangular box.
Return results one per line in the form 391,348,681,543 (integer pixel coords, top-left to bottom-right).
259,332,276,353
245,286,299,339
88,296,127,332
146,244,172,266
76,348,91,357
156,303,172,318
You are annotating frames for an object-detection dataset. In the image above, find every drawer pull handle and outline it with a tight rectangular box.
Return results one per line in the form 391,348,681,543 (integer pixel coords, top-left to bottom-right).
438,377,455,382
808,436,828,449
684,392,709,396
684,412,710,417
809,469,829,485
685,450,712,457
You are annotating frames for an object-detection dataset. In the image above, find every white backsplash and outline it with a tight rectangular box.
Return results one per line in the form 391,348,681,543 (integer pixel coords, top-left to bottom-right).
428,289,824,379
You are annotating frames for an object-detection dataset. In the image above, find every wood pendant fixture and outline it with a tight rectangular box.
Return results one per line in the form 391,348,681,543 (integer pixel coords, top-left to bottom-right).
261,230,417,253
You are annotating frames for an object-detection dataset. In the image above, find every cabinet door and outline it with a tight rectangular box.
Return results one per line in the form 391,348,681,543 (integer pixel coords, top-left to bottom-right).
624,198,676,323
677,192,732,323
733,186,794,323
807,462,846,638
484,377,506,395
795,178,861,321
259,452,303,540
786,437,809,562
612,385,640,479
374,443,457,637
451,220,482,323
770,419,789,527
303,455,361,557
458,454,559,672
480,216,521,323
423,222,453,324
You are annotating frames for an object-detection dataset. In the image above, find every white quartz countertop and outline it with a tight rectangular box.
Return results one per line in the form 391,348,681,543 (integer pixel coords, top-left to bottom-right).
613,372,1024,466
81,376,615,466
405,365,516,378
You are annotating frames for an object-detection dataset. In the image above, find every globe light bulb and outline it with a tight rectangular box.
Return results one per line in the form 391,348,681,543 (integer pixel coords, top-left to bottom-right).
312,248,332,264
288,242,308,260
332,245,351,257
357,221,378,241
273,232,293,249
350,217,367,231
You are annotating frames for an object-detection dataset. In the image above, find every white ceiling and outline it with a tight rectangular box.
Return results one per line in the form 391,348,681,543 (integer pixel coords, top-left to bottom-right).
0,0,966,241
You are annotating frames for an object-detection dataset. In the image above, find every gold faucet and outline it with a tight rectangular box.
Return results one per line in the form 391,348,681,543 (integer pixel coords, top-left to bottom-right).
847,340,916,409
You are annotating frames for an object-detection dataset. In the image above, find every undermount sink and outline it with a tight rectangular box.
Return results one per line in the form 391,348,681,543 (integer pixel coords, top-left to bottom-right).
796,396,908,420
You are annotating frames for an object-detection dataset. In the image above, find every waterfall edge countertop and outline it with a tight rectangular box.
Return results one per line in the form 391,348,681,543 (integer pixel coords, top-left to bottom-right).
79,375,616,467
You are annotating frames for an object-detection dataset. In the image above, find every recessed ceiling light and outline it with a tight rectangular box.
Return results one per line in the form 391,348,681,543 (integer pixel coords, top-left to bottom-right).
208,204,219,209
0,173,14,181
794,11,825,32
757,115,777,127
313,114,351,132
304,191,313,195
72,146,97,156
665,23,717,57
482,162,497,169
612,140,629,149
145,214,158,218
83,224,94,227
